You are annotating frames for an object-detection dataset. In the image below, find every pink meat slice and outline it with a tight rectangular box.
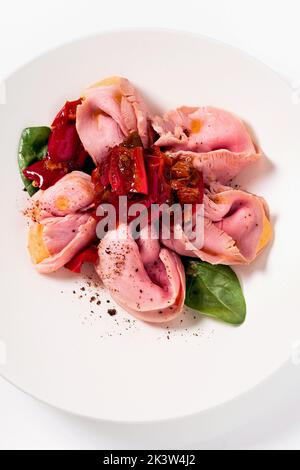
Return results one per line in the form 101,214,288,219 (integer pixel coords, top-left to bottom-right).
152,106,260,184
191,149,259,184
120,78,150,147
96,224,185,323
212,189,271,262
28,171,97,273
36,214,97,274
76,77,152,165
36,171,95,219
162,187,272,265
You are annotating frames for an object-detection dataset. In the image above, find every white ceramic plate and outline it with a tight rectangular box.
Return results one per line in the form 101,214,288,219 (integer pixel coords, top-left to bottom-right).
0,30,299,422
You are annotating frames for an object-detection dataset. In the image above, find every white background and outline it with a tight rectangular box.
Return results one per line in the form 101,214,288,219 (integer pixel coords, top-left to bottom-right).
0,0,300,450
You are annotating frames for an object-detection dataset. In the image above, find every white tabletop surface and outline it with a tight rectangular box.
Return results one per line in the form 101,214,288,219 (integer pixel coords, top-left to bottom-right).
1,0,300,450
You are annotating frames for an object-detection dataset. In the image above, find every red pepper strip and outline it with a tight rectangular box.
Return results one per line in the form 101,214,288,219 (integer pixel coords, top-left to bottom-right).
23,160,67,190
24,99,89,192
132,147,148,194
146,156,161,203
108,146,126,195
74,147,90,170
51,99,82,129
108,145,148,196
91,158,110,188
48,99,89,166
146,153,173,204
65,246,99,274
47,123,84,164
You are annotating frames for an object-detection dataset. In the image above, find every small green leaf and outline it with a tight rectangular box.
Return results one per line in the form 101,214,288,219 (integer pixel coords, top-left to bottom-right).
185,260,246,325
18,126,51,196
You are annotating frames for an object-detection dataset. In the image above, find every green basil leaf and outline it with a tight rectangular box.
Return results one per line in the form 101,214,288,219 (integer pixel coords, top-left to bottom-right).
18,126,51,196
185,259,246,325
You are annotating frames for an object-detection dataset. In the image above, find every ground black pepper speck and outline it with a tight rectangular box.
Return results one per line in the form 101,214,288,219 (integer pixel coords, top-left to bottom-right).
108,308,117,316
69,281,214,343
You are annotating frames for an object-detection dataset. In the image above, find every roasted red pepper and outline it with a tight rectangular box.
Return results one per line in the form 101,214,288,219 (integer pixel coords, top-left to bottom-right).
170,158,204,204
146,147,173,204
108,145,148,195
24,99,90,191
47,123,84,164
23,160,68,190
91,134,203,228
91,160,111,208
65,246,99,273
48,99,89,166
132,147,148,194
92,132,148,208
51,99,82,129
